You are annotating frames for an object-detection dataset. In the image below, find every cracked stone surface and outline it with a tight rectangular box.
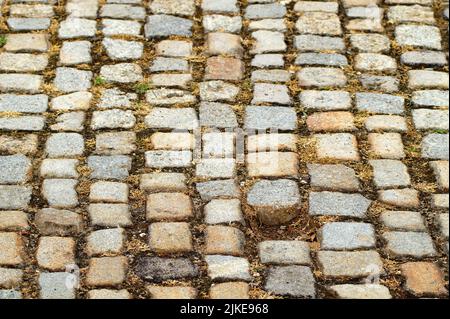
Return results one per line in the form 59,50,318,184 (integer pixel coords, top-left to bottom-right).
0,0,448,300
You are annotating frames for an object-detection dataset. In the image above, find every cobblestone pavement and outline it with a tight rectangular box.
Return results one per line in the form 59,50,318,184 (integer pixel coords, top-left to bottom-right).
0,0,448,299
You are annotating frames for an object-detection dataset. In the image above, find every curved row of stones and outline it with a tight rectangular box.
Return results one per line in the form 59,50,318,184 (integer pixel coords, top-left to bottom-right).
0,0,449,299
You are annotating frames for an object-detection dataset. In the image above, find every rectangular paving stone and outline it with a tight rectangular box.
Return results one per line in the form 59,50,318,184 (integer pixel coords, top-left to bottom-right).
204,199,244,225
330,284,392,299
356,93,405,114
0,211,29,232
265,266,316,298
318,251,384,278
309,191,371,218
0,268,23,289
370,160,411,189
196,180,240,201
145,15,193,37
0,186,32,210
412,90,449,108
140,173,187,193
86,228,126,257
89,203,132,227
135,257,199,282
320,222,376,250
300,90,351,111
421,134,449,160
308,164,360,192
0,74,43,93
35,208,83,236
380,211,426,232
244,106,297,131
0,94,48,113
0,232,25,266
383,231,436,258
205,255,252,282
145,151,192,168
4,33,50,52
39,272,75,299
0,53,48,72
0,155,32,184
259,241,312,265
408,70,449,90
7,18,51,31
86,256,128,287
146,193,193,222
88,155,132,180
295,35,345,52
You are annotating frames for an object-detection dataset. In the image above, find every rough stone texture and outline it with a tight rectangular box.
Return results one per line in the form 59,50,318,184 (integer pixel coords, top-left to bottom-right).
145,15,193,38
39,272,75,299
36,236,75,271
86,256,128,287
380,211,426,232
204,199,244,225
149,222,193,254
247,179,301,225
100,63,143,83
265,266,316,298
421,134,449,160
378,189,420,208
205,255,252,281
147,286,197,299
146,193,193,222
0,232,25,266
0,211,29,232
309,192,371,218
0,155,32,184
135,257,199,282
383,231,436,258
308,164,360,191
315,133,360,161
370,160,411,189
330,284,392,299
35,208,82,236
401,262,447,296
318,251,384,278
320,222,376,250
210,282,249,299
259,241,311,265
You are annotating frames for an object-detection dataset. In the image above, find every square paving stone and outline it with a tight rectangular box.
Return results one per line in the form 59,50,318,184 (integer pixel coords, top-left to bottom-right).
45,133,84,158
350,33,390,53
145,107,199,130
206,32,243,58
247,179,301,225
297,67,347,88
356,92,404,114
204,199,244,225
99,63,143,83
247,152,298,178
149,222,193,254
395,25,442,50
89,204,132,227
315,133,360,161
91,109,136,130
150,132,194,151
205,255,252,282
318,251,384,278
0,155,31,184
34,208,82,236
86,228,125,257
0,186,32,210
95,132,136,155
320,222,376,250
365,115,407,132
401,262,447,296
39,272,75,299
147,193,193,222
430,161,449,191
432,194,449,209
51,91,92,111
59,41,92,65
36,236,75,271
210,282,249,299
309,191,371,218
296,12,342,35
145,151,192,168
145,15,193,37
412,109,449,131
421,134,449,160
330,284,392,299
381,211,426,232
370,159,411,189
378,189,420,208
135,257,199,282
308,164,360,191
102,38,143,61
140,173,187,193
86,256,128,287
383,231,436,258
58,18,97,39
300,90,351,111
203,15,242,33
54,67,92,93
102,19,142,36
295,35,345,52
147,286,197,299
196,180,240,201
205,57,244,81
155,40,193,57
0,211,29,232
202,132,235,158
0,232,25,266
368,133,405,159
252,83,291,105
89,181,128,203
0,268,23,289
244,106,297,131
265,266,316,298
259,241,311,265
306,111,356,132
251,30,286,54
42,179,78,208
88,155,132,180
205,226,245,256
